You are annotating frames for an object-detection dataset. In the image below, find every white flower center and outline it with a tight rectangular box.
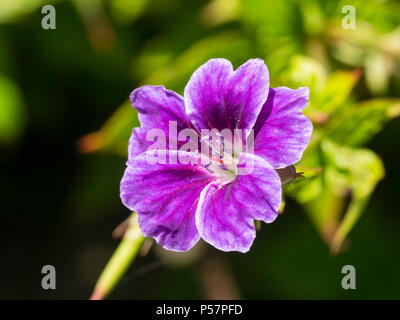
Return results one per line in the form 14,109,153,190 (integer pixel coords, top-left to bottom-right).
199,132,240,184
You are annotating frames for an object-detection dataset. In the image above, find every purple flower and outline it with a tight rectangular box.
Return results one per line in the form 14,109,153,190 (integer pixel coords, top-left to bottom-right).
120,58,312,253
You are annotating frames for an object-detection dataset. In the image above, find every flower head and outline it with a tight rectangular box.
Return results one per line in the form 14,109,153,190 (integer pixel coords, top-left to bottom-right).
120,58,312,253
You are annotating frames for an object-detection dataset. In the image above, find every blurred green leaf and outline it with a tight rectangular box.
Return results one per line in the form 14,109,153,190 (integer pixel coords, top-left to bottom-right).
110,0,148,24
299,0,326,37
326,99,400,147
321,140,385,252
0,75,25,144
317,69,361,113
143,31,253,92
328,18,400,94
288,174,323,204
242,0,303,75
282,56,360,117
133,43,174,80
288,138,385,251
72,0,116,53
365,51,391,95
281,55,327,95
78,100,138,156
0,0,51,23
322,140,384,199
199,0,241,27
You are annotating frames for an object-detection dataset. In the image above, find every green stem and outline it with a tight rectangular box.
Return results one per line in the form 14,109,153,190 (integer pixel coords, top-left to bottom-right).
330,197,368,254
90,213,145,300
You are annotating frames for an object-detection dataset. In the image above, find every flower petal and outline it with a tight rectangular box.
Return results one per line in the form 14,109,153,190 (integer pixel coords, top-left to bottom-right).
120,150,214,251
184,58,269,133
127,127,148,159
195,153,281,253
129,85,196,159
253,87,313,168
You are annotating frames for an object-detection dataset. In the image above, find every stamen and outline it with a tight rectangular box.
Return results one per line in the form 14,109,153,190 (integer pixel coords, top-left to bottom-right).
218,134,225,159
202,162,214,174
200,134,224,159
199,132,236,181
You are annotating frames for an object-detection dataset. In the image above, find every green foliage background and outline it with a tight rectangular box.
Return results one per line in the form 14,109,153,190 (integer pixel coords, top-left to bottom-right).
0,0,399,299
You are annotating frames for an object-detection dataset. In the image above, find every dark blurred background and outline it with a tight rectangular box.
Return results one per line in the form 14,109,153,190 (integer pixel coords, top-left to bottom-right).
0,0,399,299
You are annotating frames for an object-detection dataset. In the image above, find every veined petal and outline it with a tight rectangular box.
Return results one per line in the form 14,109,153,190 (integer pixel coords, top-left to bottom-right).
120,150,215,251
195,153,281,253
127,127,148,160
184,58,269,133
253,87,313,169
129,85,196,159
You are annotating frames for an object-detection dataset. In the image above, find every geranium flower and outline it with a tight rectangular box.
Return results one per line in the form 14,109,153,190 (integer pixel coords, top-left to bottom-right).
120,58,312,253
